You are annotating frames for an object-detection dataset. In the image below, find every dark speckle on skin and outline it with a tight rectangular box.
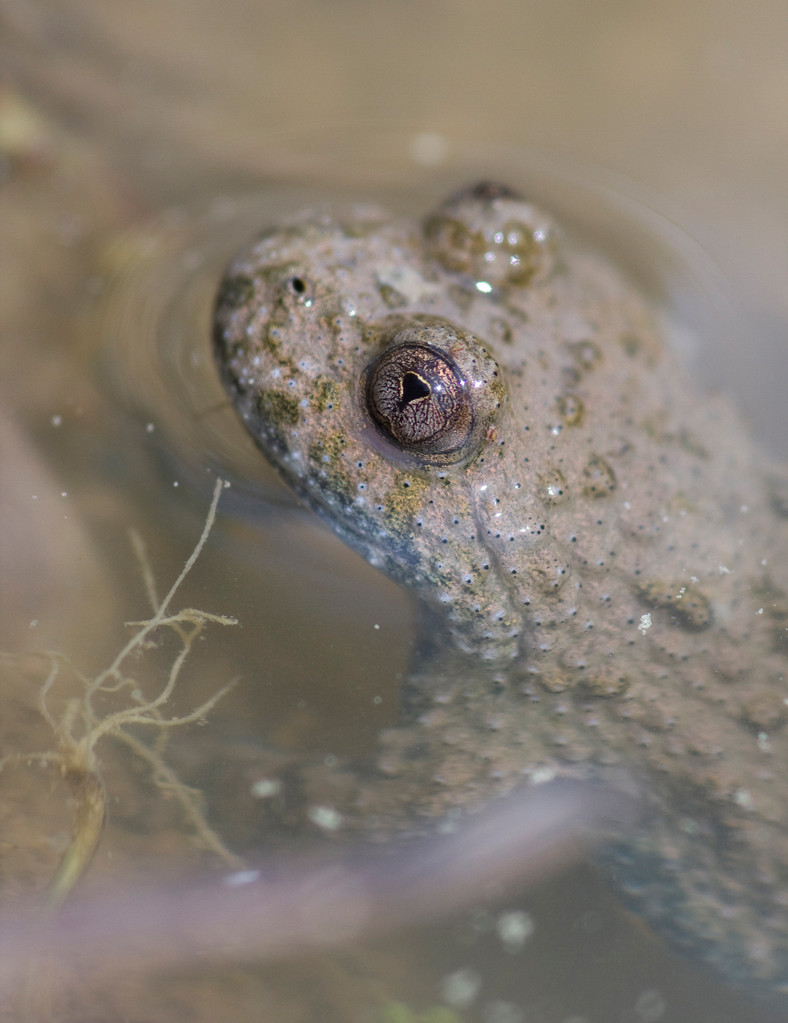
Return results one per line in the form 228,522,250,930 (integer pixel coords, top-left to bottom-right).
214,182,788,1004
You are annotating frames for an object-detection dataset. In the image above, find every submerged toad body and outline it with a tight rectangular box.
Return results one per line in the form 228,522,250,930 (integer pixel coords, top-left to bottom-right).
214,183,788,999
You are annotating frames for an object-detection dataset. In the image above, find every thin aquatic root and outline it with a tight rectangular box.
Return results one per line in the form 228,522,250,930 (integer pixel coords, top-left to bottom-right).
2,478,240,922
115,728,243,869
80,480,236,702
37,652,71,733
1,480,243,1023
4,479,243,1020
0,750,62,774
129,528,160,613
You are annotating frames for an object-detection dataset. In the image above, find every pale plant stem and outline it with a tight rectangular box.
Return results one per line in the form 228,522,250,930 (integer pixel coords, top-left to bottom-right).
158,479,225,615
44,760,107,910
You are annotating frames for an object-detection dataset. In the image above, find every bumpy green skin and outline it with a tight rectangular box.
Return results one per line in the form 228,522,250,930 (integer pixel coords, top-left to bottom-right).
214,187,788,1000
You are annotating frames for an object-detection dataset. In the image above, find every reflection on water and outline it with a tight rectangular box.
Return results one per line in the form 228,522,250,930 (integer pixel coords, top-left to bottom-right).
1,3,787,1021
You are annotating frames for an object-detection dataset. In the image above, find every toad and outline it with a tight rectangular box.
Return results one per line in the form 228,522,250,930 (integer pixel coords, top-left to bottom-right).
213,182,788,1001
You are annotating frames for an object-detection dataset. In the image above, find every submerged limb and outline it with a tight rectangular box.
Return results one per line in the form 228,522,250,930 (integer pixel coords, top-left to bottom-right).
0,780,640,996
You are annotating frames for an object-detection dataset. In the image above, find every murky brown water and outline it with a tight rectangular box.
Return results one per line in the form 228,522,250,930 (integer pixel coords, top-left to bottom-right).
2,2,787,1020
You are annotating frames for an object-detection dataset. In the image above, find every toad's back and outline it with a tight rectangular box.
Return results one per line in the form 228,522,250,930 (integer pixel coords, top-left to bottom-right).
214,183,788,1000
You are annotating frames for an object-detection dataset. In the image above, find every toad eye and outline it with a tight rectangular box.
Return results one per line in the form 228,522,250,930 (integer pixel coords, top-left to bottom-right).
363,317,505,466
366,342,473,458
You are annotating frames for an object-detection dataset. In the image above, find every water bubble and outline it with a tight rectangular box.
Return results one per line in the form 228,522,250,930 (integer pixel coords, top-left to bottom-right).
495,910,535,952
634,988,666,1022
481,1000,524,1023
250,778,281,799
307,805,343,831
440,967,482,1009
